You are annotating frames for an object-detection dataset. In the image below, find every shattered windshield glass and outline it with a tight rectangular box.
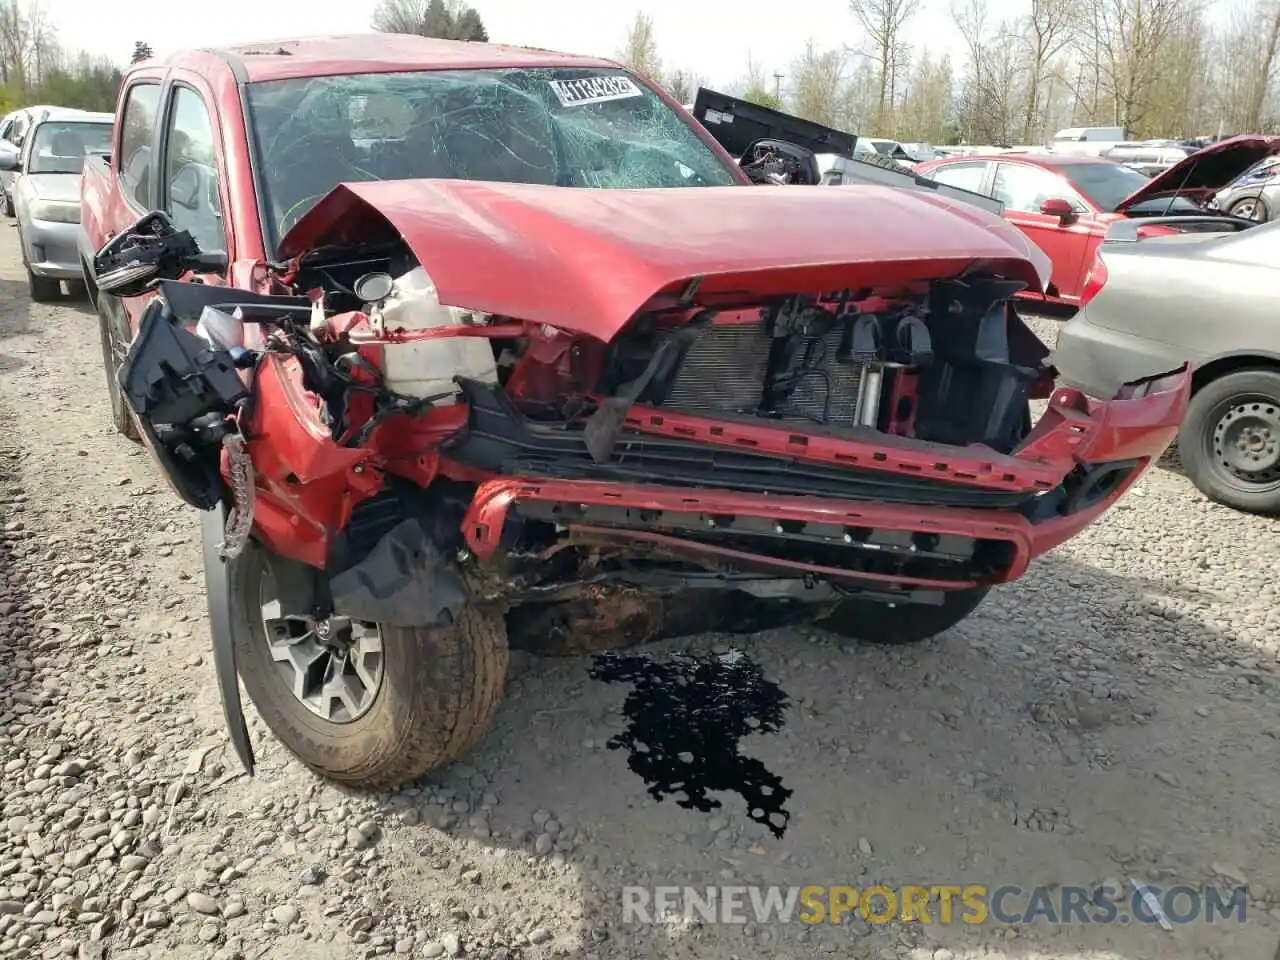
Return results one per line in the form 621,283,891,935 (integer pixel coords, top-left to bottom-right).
244,67,739,249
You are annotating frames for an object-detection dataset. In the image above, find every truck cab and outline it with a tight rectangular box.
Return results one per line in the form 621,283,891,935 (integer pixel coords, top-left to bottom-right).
80,51,259,321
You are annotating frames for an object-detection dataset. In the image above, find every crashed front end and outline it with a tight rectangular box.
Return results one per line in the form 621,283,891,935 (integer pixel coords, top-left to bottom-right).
115,180,1189,771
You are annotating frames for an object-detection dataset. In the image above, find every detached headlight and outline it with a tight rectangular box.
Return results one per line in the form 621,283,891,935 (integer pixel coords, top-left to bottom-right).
30,200,80,224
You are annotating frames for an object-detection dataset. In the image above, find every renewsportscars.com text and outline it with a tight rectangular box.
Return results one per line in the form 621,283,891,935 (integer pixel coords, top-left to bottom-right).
622,884,1249,926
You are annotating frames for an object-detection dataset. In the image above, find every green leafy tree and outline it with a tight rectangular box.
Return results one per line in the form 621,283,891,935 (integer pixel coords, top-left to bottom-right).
735,55,783,110
371,0,488,41
618,11,662,80
451,7,488,41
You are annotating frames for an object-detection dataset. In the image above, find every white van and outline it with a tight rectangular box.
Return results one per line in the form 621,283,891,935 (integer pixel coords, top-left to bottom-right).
1050,126,1126,156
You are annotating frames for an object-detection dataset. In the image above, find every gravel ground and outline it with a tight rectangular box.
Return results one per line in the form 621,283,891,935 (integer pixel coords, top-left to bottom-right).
0,219,1279,960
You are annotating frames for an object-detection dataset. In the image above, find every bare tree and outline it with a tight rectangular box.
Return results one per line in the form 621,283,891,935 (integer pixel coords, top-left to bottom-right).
0,0,32,87
733,53,783,110
848,0,919,129
372,0,431,34
1019,0,1077,141
1235,1,1280,130
790,41,847,128
664,68,706,104
371,0,484,39
618,11,662,81
897,50,955,142
952,0,1023,143
1077,0,1200,134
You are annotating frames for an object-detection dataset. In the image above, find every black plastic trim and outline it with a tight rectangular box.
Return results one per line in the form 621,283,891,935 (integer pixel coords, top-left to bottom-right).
201,503,254,776
447,380,1035,509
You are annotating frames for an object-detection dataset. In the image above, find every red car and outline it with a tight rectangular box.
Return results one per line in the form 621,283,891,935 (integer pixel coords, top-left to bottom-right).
80,35,1189,791
916,138,1280,305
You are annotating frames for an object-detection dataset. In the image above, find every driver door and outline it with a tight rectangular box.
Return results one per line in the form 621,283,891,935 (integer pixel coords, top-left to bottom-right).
114,78,230,334
158,84,226,282
991,161,1093,301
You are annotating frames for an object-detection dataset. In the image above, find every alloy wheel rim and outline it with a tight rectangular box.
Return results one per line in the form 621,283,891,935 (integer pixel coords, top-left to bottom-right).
259,575,385,724
1233,199,1260,220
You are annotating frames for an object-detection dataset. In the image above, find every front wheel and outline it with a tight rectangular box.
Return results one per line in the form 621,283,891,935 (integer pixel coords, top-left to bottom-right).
1178,369,1280,514
815,587,990,644
98,302,139,440
229,544,509,789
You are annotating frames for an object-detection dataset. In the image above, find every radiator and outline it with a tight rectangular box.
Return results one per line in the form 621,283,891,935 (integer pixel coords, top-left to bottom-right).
663,321,873,427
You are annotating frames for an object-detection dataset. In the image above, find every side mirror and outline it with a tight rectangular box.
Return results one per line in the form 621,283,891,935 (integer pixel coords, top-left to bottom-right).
1040,197,1076,223
739,138,821,186
0,149,20,172
93,210,228,298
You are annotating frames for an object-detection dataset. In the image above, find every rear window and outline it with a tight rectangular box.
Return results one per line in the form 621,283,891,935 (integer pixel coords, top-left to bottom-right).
28,121,112,174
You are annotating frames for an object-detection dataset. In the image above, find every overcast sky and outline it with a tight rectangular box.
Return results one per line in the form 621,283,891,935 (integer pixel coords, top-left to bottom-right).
40,0,1037,92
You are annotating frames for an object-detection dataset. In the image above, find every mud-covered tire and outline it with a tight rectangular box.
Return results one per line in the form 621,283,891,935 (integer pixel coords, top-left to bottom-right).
815,587,990,644
98,301,139,441
229,544,509,789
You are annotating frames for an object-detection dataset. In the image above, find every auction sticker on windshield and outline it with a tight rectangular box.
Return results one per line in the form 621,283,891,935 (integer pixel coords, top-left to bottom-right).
549,76,643,107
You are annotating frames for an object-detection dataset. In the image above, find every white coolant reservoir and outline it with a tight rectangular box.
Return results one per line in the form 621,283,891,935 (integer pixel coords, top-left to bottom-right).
375,267,499,402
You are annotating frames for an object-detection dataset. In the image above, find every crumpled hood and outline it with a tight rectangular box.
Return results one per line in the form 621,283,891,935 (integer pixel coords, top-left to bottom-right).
1115,134,1280,212
279,179,1051,341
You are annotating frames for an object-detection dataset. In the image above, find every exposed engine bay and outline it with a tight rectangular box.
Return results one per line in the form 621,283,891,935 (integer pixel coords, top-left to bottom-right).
114,212,1086,649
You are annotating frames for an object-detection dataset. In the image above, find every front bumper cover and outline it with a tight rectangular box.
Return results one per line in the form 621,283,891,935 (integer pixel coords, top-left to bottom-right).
461,365,1191,587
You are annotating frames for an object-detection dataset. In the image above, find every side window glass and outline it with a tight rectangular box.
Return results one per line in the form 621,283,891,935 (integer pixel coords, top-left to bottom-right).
0,118,13,143
11,114,26,147
993,164,1081,213
163,86,223,254
930,162,988,194
120,84,161,208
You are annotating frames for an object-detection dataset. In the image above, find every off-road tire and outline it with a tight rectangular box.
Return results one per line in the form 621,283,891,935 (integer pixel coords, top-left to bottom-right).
27,268,60,302
815,587,990,644
229,544,509,789
1178,368,1280,515
98,301,139,441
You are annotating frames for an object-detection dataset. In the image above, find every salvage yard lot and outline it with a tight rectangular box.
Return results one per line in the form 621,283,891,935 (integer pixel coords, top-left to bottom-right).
0,219,1278,960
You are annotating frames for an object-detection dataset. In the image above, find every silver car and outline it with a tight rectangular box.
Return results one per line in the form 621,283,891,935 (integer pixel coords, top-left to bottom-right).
0,110,113,301
0,105,87,216
1208,155,1280,221
1052,216,1280,515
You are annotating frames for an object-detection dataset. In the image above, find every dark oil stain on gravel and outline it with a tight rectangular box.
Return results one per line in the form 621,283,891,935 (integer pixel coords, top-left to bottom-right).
589,650,794,837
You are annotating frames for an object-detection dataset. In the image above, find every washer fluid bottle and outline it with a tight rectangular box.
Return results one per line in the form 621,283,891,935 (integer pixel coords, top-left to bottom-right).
376,266,499,402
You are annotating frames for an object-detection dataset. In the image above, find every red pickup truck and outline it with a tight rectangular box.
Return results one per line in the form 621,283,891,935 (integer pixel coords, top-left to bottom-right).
79,34,1191,792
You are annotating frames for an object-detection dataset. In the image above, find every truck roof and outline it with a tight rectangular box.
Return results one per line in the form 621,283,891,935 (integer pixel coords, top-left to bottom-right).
182,33,620,83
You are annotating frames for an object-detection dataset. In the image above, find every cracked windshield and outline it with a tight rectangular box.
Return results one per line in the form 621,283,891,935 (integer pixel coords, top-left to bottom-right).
244,67,737,246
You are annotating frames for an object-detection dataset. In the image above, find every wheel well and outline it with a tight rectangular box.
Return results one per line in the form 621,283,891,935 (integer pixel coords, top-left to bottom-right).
1191,355,1280,395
